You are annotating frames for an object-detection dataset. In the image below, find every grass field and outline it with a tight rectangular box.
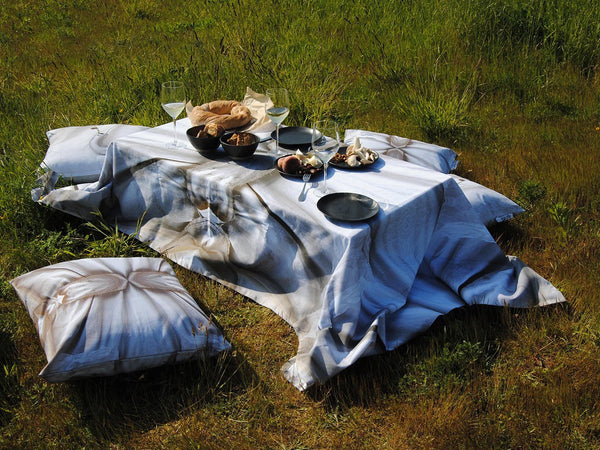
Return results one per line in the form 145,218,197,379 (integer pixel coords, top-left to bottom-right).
1,0,600,448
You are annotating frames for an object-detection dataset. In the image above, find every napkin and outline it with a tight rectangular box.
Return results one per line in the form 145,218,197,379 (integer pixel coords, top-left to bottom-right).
240,87,276,133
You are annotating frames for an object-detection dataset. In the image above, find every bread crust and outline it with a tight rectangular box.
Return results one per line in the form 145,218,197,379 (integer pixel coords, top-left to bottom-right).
188,100,252,129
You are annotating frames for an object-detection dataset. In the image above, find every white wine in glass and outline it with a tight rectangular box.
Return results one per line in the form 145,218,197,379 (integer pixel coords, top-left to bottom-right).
161,81,186,148
265,88,290,155
311,119,340,195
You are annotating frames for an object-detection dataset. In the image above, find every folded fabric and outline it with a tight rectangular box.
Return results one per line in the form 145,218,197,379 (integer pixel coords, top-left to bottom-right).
344,129,458,174
10,257,231,382
240,87,277,133
42,124,149,183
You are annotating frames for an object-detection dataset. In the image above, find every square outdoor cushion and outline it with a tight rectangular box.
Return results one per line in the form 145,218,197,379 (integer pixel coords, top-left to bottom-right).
42,124,149,183
343,129,524,226
450,175,524,226
10,257,231,382
344,128,459,174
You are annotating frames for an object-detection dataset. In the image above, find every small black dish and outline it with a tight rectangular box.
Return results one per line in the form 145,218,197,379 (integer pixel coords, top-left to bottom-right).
186,125,221,154
220,132,260,161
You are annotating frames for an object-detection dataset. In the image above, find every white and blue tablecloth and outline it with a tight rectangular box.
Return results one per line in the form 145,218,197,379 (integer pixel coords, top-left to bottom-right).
34,118,565,390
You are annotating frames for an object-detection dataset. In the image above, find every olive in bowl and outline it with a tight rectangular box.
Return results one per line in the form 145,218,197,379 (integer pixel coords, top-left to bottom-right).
220,132,260,161
186,124,223,153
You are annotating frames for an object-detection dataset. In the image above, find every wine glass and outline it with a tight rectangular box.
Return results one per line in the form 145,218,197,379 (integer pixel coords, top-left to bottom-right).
161,81,186,148
265,88,290,155
311,119,340,195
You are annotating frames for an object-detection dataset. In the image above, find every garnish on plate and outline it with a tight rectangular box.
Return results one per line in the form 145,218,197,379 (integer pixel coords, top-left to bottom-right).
334,137,377,167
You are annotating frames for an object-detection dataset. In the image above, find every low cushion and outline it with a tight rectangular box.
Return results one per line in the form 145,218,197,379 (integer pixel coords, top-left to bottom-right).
344,129,458,174
10,257,230,382
42,124,149,183
342,129,523,226
451,175,524,226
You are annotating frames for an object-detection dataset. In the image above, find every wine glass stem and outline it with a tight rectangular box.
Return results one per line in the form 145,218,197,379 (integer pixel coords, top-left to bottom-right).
172,118,177,145
323,162,328,194
275,124,280,155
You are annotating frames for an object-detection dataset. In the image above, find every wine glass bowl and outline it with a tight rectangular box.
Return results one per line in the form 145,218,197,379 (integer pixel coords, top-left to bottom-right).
265,88,290,155
311,119,340,195
161,81,186,148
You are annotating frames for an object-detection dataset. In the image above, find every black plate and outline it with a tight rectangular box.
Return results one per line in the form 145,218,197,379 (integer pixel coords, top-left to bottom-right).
317,192,379,222
274,155,323,178
329,147,380,170
271,127,321,150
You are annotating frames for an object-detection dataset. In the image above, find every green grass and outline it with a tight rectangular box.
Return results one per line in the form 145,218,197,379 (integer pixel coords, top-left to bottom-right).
1,0,600,447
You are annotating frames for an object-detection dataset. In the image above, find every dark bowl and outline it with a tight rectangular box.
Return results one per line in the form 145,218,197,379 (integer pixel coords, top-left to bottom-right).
220,132,260,161
186,125,221,153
